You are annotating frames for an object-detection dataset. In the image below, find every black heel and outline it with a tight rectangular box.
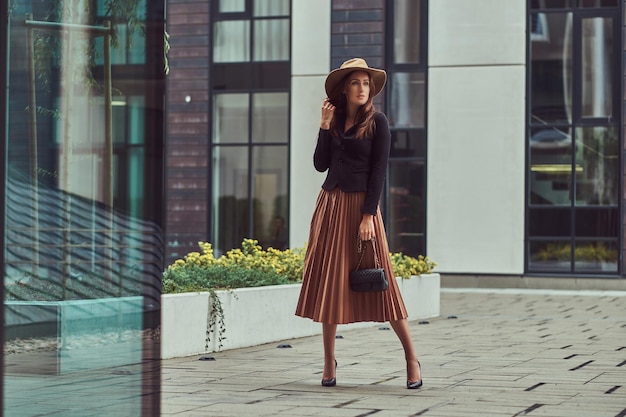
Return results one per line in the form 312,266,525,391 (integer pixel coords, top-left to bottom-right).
321,359,337,387
407,361,423,389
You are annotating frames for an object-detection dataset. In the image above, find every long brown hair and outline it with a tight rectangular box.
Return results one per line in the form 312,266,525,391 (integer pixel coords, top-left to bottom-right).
328,71,376,140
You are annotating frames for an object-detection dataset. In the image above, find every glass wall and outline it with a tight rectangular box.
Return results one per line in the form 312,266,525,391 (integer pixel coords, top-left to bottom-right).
2,0,165,415
210,0,290,255
385,0,428,258
527,0,620,274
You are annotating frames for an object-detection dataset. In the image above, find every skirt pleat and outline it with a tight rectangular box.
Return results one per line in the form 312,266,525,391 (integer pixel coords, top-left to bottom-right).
295,188,408,324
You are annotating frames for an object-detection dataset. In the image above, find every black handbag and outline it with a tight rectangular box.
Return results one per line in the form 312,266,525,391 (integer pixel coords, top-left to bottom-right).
349,236,388,292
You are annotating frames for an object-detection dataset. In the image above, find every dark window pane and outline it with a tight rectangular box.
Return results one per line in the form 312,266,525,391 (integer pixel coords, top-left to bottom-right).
212,146,249,255
529,241,572,272
251,146,288,249
575,207,618,237
393,0,421,64
530,13,572,124
529,208,571,237
529,126,572,205
390,130,425,158
389,72,425,128
581,17,613,119
574,241,618,272
579,0,618,7
387,160,425,258
531,0,573,8
574,127,618,205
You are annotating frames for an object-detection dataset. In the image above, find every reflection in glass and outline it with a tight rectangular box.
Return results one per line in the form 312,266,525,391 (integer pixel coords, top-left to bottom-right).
581,17,612,118
575,207,618,237
529,126,572,205
529,240,571,272
254,0,290,16
574,241,618,273
387,160,425,258
393,0,421,64
251,147,288,249
530,12,572,125
389,72,424,128
214,20,250,62
575,127,618,205
4,1,163,415
213,94,249,143
219,0,245,13
389,130,425,158
252,93,288,143
254,19,289,61
213,146,249,255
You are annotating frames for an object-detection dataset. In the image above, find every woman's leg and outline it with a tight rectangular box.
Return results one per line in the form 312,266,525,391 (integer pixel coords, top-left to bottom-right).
390,318,421,382
322,323,337,379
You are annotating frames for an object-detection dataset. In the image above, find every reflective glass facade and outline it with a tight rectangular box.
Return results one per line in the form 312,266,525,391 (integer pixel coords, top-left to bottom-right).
2,1,164,415
527,1,621,274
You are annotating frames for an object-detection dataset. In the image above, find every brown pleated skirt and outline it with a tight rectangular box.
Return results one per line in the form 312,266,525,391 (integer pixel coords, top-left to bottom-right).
295,188,408,324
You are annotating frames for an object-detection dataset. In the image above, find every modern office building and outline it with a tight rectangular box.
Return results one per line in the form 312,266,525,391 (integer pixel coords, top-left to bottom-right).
1,0,165,415
166,0,626,288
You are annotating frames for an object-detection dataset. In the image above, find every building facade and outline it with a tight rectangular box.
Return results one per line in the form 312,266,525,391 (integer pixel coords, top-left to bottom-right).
165,0,625,287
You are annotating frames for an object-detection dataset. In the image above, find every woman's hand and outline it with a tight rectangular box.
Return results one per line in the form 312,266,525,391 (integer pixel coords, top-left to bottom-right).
320,98,335,130
359,214,375,241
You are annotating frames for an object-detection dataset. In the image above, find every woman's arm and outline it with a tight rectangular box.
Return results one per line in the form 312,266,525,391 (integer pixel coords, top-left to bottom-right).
362,112,391,215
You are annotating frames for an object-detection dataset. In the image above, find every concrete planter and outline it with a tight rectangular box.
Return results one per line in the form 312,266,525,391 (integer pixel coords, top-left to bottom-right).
161,273,440,359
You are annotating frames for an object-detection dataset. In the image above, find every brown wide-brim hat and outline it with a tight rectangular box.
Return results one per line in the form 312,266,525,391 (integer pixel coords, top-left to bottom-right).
324,58,387,99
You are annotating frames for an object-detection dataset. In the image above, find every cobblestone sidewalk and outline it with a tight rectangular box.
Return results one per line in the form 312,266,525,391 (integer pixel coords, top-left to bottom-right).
162,289,626,417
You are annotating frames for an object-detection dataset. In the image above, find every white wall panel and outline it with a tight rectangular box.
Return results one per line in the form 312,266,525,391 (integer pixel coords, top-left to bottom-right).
290,0,331,249
429,0,526,67
427,65,525,274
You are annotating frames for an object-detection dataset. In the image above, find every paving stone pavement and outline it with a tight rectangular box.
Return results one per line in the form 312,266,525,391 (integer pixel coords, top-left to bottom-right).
161,288,626,417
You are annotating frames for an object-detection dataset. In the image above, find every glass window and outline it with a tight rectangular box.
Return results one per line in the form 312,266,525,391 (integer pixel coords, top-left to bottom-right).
530,13,572,125
389,72,425,128
529,126,572,205
252,93,288,143
3,0,163,414
212,146,249,255
254,0,290,16
580,17,613,119
213,94,249,143
574,126,618,205
387,160,425,258
213,20,250,63
526,4,620,275
220,0,246,13
393,0,421,64
254,18,289,61
251,146,288,248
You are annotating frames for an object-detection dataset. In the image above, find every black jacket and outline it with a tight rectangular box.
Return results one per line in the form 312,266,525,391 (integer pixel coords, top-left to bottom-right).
313,112,390,215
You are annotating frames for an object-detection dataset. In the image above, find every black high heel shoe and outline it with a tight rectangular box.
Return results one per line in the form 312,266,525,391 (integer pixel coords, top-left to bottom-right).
321,359,337,387
407,361,423,389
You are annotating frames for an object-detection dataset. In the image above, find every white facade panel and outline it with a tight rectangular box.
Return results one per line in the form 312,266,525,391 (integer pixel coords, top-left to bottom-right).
429,0,526,67
290,1,331,249
291,0,331,75
427,65,526,274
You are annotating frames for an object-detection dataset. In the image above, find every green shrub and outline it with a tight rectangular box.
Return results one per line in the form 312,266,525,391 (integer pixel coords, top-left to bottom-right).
164,239,437,293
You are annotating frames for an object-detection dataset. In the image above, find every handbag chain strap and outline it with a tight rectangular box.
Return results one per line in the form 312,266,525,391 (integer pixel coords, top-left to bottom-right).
355,235,381,270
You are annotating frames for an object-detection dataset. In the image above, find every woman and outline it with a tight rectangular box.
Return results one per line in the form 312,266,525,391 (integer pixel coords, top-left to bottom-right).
295,58,422,389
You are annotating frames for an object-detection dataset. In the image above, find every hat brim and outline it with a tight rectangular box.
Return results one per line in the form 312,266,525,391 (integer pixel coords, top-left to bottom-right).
324,67,387,99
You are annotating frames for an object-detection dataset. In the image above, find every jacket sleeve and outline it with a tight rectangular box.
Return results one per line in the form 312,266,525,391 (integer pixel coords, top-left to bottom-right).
313,128,332,172
362,113,391,215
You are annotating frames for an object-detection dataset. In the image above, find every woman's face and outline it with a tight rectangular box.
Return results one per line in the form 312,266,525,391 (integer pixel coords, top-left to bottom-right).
343,71,371,108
